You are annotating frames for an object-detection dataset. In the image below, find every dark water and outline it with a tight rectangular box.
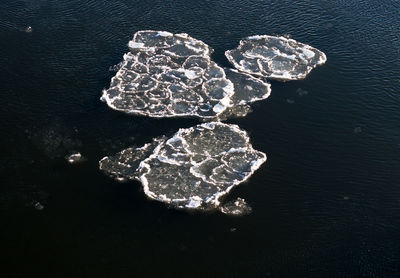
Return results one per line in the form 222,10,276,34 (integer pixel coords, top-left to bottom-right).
1,0,399,277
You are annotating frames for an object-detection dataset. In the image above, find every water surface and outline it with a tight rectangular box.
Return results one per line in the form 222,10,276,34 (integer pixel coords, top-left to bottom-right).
0,0,399,277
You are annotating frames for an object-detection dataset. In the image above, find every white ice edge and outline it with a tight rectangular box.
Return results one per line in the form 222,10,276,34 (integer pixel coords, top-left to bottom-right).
156,31,173,37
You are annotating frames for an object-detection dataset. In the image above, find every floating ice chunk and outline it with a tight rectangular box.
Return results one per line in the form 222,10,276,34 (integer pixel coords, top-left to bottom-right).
25,26,33,33
220,198,252,216
32,201,44,210
225,35,327,80
99,122,266,211
66,152,83,164
102,30,236,119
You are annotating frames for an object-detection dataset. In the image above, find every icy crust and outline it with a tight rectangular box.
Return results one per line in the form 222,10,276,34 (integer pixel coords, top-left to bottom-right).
101,30,236,119
225,35,327,81
99,122,266,211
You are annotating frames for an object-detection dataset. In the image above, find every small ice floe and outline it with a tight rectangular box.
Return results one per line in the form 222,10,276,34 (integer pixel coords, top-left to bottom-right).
286,98,295,104
99,122,266,212
25,26,33,33
220,198,253,216
66,152,84,164
225,35,327,80
32,201,44,210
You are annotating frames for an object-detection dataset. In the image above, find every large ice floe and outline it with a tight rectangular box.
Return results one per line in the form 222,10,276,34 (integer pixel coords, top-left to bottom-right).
225,35,327,80
99,122,266,212
101,30,271,119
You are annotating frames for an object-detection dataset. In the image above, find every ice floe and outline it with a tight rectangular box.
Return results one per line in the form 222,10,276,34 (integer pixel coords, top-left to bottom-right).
99,122,266,211
225,35,327,80
101,30,271,120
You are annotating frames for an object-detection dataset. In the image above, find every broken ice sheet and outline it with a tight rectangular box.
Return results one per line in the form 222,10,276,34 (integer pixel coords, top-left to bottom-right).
99,122,266,212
